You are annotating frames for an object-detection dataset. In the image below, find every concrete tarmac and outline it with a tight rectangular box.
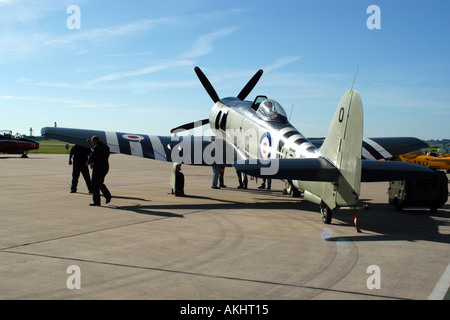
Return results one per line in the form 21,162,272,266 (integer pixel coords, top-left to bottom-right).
0,154,449,300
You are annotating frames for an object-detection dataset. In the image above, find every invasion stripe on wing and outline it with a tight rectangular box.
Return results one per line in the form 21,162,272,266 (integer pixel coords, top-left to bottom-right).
130,141,143,157
105,131,120,153
149,135,167,161
363,138,393,160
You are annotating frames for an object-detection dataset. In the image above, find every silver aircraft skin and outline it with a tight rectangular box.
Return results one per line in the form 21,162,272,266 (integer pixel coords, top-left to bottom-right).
41,67,433,224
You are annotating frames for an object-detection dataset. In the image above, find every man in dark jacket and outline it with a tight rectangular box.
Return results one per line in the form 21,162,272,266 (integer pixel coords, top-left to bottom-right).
69,144,92,193
87,136,112,206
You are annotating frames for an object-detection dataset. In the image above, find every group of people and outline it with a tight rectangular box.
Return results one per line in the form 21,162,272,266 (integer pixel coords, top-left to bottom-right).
69,136,111,206
72,136,272,205
211,166,272,190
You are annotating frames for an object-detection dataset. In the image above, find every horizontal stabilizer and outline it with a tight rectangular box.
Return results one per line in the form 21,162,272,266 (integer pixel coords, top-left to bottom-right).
233,157,435,182
361,160,435,182
233,158,339,181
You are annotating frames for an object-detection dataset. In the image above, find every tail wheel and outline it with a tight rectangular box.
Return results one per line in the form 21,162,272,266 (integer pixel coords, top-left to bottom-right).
320,204,332,224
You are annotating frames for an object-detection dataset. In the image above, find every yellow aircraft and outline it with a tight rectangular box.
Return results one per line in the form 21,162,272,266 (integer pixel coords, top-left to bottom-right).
438,146,450,158
392,150,450,172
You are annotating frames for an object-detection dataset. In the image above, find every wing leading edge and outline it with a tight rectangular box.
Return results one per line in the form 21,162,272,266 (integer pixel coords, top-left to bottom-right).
40,127,246,166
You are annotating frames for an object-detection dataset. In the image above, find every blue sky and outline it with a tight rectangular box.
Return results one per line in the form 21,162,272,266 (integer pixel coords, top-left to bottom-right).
0,0,449,139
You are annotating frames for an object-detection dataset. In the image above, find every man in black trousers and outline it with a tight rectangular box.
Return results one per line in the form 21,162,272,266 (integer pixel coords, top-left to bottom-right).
69,144,92,193
87,136,112,206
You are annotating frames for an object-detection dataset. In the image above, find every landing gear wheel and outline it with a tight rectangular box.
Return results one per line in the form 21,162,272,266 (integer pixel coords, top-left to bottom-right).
320,204,332,224
283,181,301,197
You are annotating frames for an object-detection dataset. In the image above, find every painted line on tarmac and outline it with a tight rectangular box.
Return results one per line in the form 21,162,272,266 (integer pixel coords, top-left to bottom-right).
427,263,450,300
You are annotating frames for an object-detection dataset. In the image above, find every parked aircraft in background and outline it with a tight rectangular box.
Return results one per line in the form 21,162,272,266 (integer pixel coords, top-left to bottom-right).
438,146,450,158
392,150,450,172
0,131,40,157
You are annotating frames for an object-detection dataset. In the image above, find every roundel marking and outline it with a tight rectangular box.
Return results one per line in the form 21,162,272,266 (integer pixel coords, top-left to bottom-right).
259,132,272,159
122,134,144,142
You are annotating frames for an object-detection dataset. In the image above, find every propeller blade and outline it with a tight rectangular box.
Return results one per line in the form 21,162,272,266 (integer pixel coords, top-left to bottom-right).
194,66,220,103
170,118,209,133
237,69,263,101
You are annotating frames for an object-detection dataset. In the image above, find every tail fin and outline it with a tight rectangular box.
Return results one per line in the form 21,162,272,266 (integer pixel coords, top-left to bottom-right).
319,89,363,206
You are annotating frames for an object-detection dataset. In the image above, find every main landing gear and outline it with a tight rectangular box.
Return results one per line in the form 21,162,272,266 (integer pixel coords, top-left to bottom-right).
320,204,332,224
320,204,367,232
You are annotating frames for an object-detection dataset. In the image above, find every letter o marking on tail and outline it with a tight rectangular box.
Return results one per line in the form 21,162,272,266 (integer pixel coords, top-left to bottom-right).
338,107,345,123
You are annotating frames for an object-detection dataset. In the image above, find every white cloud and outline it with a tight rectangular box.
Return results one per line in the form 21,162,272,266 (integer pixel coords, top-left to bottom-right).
85,60,194,85
44,18,172,45
84,27,238,85
179,27,239,59
0,95,125,109
264,56,302,73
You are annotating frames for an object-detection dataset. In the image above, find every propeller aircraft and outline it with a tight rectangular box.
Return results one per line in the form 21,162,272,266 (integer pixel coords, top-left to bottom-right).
0,131,40,157
391,150,450,172
438,146,450,159
41,66,434,225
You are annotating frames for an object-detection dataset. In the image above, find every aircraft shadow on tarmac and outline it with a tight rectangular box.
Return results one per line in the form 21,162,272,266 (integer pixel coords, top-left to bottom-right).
106,192,317,219
328,201,450,244
104,190,449,245
109,204,185,218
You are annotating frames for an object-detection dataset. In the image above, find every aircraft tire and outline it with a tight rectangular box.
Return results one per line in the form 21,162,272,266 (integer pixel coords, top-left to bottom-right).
285,181,301,197
393,198,403,211
320,204,332,224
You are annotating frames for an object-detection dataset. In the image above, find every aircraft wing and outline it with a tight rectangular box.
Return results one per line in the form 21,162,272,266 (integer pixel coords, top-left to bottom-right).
233,158,340,181
360,160,435,181
42,127,434,181
362,137,428,160
310,137,428,160
233,157,435,182
40,127,246,166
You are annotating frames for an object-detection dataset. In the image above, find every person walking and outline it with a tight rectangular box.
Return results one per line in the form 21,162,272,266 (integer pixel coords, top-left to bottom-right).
69,144,92,193
87,136,111,206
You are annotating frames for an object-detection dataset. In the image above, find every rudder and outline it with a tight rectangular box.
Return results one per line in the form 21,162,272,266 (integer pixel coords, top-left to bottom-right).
319,89,363,207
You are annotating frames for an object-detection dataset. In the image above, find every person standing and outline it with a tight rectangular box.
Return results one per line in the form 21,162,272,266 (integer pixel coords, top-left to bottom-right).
69,144,92,193
258,178,272,190
87,136,112,206
219,166,226,188
236,170,248,189
211,165,220,189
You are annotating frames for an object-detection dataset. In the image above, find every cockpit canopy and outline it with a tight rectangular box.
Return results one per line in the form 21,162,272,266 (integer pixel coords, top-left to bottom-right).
256,99,288,123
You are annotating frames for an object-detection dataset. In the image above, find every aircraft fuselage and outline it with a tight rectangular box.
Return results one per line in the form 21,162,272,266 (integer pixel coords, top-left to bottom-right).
209,97,318,162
